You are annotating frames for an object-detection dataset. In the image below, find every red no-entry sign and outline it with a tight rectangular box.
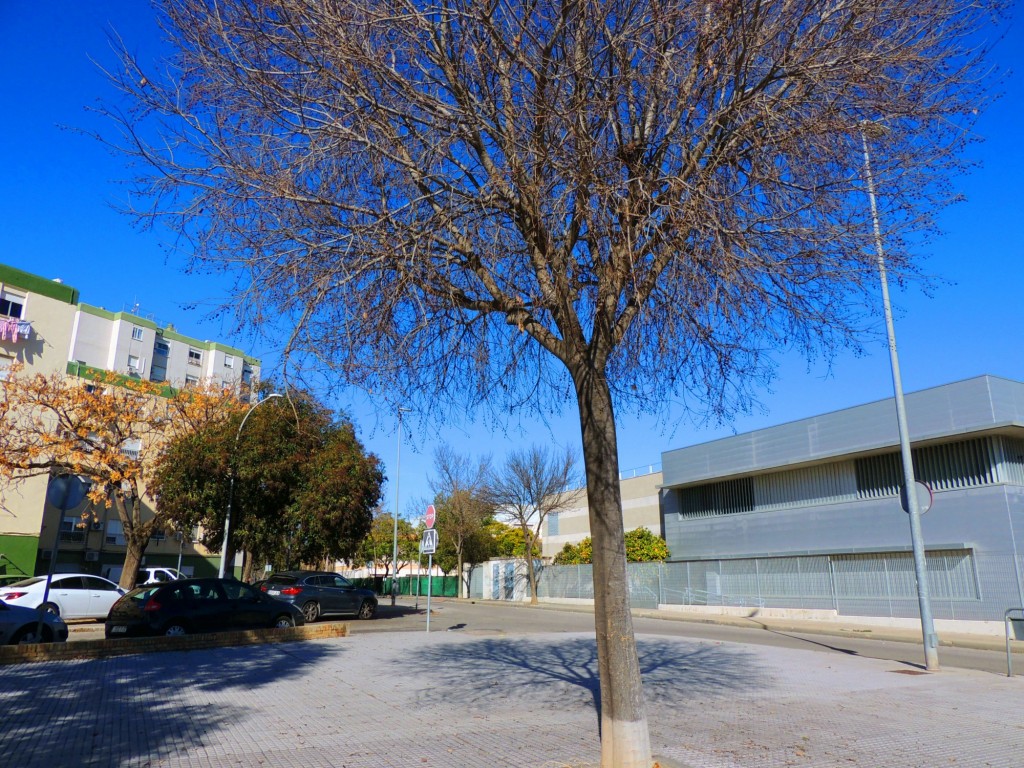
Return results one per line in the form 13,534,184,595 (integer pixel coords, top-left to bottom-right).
425,504,436,528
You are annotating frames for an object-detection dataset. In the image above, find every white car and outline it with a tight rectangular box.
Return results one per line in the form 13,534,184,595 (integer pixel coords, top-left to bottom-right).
0,573,125,621
0,598,68,644
137,567,185,585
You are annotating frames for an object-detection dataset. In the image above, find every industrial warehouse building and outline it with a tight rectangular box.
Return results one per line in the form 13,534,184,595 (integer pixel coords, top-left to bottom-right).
527,375,1024,631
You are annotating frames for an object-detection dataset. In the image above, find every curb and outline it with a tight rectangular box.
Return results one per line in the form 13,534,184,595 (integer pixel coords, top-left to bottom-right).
471,598,1022,654
0,622,349,665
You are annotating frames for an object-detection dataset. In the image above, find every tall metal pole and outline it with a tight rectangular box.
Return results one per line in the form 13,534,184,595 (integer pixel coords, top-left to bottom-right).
391,406,410,605
219,393,283,579
860,124,939,671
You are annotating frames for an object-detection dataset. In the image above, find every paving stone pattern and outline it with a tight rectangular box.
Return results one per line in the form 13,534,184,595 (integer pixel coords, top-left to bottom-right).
0,630,1020,768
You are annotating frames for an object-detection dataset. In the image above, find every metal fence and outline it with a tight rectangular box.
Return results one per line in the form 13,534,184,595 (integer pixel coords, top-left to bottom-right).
480,549,1024,622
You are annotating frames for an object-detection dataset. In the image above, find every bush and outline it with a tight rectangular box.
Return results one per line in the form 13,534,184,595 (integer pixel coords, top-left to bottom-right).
553,529,667,564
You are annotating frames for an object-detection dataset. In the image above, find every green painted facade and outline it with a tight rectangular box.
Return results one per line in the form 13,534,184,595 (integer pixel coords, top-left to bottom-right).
0,534,38,579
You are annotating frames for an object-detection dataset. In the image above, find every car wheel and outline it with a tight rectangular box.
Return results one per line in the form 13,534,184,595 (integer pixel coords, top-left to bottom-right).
301,601,320,622
357,600,377,620
163,623,188,637
273,614,295,629
40,602,59,617
9,626,50,645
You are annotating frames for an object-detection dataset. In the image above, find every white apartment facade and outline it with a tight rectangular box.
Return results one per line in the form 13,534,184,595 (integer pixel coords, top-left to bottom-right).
0,261,260,581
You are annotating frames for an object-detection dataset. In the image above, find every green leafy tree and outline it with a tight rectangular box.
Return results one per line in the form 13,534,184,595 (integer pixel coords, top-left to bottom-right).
151,392,383,577
486,519,539,559
553,538,593,566
624,528,670,563
355,509,420,581
555,531,666,564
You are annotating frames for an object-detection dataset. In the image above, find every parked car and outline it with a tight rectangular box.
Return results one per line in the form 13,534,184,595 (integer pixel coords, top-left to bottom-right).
0,598,69,645
0,573,125,620
136,567,185,585
104,578,305,638
260,571,377,622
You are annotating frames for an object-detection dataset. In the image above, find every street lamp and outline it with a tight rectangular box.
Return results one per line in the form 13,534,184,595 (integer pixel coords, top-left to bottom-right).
218,393,284,579
859,122,939,671
391,406,411,605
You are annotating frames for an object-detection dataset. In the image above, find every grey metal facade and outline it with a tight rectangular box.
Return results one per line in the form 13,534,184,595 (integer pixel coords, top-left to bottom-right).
659,375,1024,622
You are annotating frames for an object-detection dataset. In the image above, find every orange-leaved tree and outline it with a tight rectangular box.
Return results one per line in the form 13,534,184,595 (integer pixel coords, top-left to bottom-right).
0,364,245,589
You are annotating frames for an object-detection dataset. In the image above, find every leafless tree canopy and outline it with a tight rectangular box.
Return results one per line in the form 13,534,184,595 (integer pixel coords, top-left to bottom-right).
487,444,582,603
103,0,1003,420
100,2,1005,762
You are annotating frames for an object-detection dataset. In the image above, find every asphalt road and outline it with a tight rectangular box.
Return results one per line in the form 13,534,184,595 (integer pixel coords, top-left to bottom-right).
66,595,1013,676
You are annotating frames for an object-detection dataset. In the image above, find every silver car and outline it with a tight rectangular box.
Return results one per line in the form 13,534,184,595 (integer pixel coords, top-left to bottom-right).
0,598,69,644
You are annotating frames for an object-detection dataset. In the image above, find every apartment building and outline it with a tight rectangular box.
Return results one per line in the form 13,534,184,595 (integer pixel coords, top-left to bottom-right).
0,262,260,581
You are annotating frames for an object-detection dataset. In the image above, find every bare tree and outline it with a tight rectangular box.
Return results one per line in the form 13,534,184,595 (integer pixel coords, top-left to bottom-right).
99,1,1004,763
430,445,492,596
487,445,581,603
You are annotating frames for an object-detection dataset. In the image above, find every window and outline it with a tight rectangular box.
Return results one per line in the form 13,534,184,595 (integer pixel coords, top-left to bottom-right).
83,576,119,592
127,354,141,373
188,348,203,366
185,374,199,387
224,354,235,369
150,363,166,383
241,367,252,384
60,515,85,543
154,340,170,356
120,438,142,460
131,326,144,341
0,290,25,319
105,520,127,546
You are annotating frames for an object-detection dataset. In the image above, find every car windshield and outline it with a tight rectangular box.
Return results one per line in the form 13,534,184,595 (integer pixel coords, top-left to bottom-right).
266,574,297,586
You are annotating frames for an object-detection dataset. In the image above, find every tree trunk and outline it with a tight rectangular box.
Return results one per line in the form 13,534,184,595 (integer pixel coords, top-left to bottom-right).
119,536,146,591
241,551,256,583
524,527,539,604
117,494,150,591
573,365,652,768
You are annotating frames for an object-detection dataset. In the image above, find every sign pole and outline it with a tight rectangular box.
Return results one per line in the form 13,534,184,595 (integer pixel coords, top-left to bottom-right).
426,554,432,633
421,504,436,633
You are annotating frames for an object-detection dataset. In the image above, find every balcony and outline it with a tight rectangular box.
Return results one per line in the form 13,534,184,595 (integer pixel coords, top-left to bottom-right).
0,318,31,342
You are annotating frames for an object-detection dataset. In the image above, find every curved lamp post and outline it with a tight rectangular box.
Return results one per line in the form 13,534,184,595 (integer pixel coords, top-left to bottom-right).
859,122,939,671
218,393,283,579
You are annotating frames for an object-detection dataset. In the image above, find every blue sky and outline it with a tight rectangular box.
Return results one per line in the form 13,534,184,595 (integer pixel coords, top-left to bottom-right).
1,3,1021,518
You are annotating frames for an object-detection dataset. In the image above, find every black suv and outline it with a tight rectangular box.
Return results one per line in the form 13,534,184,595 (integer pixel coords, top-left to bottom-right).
260,571,377,622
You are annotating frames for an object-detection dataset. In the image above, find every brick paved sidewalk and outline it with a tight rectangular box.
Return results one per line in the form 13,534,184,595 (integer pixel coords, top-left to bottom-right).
0,630,1020,768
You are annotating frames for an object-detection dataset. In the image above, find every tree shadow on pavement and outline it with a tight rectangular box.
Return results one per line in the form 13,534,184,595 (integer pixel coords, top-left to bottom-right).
0,641,343,768
410,634,764,730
